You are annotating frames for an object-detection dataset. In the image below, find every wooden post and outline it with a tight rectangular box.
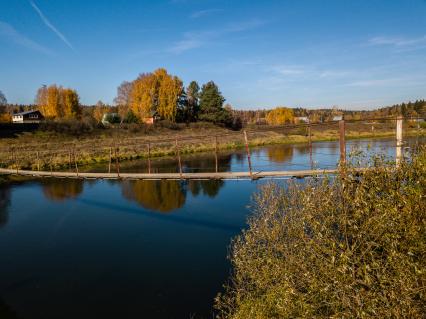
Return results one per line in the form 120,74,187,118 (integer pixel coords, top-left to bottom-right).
243,130,253,177
108,147,112,174
147,143,151,174
13,148,18,174
74,147,79,177
115,147,120,177
396,116,403,167
215,136,219,173
11,148,15,173
175,138,182,177
308,123,313,169
339,119,346,166
49,154,53,175
36,151,40,171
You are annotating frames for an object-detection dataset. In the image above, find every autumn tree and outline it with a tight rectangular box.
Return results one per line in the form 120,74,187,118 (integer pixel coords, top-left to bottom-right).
93,100,110,122
61,88,81,118
265,107,294,125
0,90,10,122
131,72,159,119
130,68,183,122
36,85,81,119
156,68,183,122
114,81,133,118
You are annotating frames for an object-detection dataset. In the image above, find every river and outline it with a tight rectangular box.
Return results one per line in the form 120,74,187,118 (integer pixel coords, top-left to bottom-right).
0,136,423,319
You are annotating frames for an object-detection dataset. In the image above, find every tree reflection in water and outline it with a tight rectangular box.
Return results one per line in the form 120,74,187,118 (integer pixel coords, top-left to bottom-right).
188,180,224,198
267,145,294,163
183,153,233,173
122,180,186,213
121,179,225,213
42,178,84,202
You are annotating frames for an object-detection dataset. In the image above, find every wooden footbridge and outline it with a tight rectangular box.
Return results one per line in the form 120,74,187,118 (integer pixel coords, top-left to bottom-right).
0,117,419,181
0,167,340,180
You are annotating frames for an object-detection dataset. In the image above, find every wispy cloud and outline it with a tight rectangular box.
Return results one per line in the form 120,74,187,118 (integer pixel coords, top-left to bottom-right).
170,34,205,54
0,21,52,55
29,0,75,51
272,65,306,76
344,76,426,88
169,19,266,54
190,9,223,19
368,35,426,47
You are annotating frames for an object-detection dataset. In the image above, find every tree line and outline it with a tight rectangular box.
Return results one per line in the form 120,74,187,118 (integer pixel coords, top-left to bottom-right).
0,81,424,126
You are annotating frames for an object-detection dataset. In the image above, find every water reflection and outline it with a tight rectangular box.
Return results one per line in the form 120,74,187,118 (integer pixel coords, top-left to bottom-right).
188,180,224,198
0,298,20,319
184,154,232,173
41,178,84,201
122,180,186,213
0,187,11,227
266,146,294,163
121,179,225,212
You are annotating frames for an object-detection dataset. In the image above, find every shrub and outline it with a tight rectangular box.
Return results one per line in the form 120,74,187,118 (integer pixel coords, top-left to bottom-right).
39,117,97,136
215,149,426,318
124,110,139,124
155,119,181,130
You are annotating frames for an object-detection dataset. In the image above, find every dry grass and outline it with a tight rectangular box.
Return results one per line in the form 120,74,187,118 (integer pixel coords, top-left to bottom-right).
0,121,423,170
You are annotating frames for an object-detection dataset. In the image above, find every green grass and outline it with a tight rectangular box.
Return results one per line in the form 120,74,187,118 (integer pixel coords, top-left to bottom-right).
1,124,424,170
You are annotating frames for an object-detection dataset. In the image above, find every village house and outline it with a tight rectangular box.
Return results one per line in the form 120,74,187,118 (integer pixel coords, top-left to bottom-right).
143,111,160,125
101,113,121,126
12,110,44,123
294,116,309,123
332,115,343,121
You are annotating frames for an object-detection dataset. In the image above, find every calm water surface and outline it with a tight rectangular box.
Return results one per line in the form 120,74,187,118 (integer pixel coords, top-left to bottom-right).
0,137,423,319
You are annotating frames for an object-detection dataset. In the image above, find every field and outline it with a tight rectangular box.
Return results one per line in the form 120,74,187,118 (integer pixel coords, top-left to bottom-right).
0,120,424,171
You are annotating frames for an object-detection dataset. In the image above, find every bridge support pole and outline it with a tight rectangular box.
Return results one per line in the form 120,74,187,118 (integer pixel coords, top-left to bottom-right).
175,138,182,178
115,147,120,178
308,123,313,169
339,119,346,166
147,143,151,174
215,136,218,173
108,147,112,174
396,116,403,167
36,151,40,171
243,130,253,177
74,147,79,177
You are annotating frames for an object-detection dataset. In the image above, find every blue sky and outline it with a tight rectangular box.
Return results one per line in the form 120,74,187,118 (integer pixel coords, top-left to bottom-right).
0,0,425,109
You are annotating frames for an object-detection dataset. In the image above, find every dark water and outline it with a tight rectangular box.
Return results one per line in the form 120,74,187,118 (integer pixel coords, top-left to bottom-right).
0,137,423,319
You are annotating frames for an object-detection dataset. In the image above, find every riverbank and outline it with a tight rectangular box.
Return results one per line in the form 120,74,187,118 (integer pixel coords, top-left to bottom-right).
0,122,424,170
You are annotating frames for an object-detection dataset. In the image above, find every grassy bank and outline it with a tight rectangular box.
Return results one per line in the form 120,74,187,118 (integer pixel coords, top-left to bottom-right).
215,147,426,318
0,121,424,170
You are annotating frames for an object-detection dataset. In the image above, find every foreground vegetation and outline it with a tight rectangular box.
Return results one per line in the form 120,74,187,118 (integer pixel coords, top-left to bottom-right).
215,148,426,318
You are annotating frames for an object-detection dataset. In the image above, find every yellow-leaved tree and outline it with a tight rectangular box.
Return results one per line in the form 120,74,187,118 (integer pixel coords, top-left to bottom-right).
131,73,158,119
36,85,81,119
266,107,294,125
130,68,183,122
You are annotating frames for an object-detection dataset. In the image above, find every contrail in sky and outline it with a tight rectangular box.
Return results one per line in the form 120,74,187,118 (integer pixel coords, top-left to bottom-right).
29,0,75,51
